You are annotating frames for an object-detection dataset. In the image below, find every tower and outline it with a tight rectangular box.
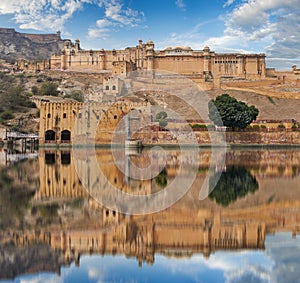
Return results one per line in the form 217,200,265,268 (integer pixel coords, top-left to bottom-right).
75,39,80,51
146,40,154,70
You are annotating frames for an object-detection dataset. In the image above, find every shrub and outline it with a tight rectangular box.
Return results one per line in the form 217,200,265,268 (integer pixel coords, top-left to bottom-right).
64,91,84,102
278,124,285,129
31,86,39,95
0,111,14,120
39,82,59,96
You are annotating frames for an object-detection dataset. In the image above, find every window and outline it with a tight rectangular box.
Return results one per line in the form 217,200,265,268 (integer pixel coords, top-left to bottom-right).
47,113,51,118
105,85,109,90
114,115,117,119
63,113,67,119
112,85,116,90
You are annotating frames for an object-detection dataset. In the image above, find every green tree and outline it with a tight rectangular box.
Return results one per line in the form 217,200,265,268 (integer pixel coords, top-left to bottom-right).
31,85,39,95
209,166,259,207
0,111,14,120
208,94,259,129
38,82,59,96
155,111,168,128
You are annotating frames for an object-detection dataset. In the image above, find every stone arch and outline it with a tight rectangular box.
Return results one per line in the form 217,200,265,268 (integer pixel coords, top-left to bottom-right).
61,130,71,143
45,130,55,142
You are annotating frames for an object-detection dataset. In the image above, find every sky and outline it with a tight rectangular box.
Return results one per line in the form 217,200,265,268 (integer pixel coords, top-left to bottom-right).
0,0,299,69
3,233,300,283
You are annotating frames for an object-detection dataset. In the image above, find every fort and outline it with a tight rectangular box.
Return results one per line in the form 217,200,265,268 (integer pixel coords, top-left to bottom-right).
18,38,266,81
12,37,300,146
0,28,61,42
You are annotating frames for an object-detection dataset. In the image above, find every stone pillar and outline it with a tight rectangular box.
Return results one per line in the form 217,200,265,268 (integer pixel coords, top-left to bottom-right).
99,54,105,70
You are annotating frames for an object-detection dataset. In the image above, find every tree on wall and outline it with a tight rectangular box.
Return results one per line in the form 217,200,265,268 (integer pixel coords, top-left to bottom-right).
208,94,259,129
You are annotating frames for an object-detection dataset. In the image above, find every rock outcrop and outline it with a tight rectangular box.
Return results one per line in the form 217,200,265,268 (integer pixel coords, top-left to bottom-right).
0,28,66,62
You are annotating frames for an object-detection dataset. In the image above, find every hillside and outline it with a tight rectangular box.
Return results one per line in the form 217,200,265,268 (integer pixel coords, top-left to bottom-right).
0,28,66,62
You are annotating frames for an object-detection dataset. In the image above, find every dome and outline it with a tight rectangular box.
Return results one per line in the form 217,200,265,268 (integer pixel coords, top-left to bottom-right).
147,39,154,45
184,46,192,50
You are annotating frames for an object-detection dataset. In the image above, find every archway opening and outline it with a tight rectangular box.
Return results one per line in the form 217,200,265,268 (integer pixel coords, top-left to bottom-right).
61,130,71,143
45,130,55,142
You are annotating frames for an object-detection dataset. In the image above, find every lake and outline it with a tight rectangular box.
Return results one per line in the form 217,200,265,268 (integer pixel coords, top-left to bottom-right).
0,147,300,283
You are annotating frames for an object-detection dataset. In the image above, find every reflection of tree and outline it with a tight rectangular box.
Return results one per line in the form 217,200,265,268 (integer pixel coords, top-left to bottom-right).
0,169,35,230
209,166,259,207
155,168,168,188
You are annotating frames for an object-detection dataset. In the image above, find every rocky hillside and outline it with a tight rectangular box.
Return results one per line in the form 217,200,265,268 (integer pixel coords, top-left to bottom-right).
0,28,66,62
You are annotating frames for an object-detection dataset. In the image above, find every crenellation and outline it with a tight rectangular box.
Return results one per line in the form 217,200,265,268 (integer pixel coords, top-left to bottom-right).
16,38,266,81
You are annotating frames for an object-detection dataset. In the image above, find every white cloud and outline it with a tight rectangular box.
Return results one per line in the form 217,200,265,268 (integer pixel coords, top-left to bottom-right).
20,273,63,283
0,0,144,40
162,0,300,69
223,0,300,67
175,0,186,11
88,0,145,39
0,0,91,33
223,0,235,8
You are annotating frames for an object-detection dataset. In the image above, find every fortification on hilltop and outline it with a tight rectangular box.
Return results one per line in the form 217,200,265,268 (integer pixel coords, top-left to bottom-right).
0,28,65,61
18,38,266,81
51,39,266,79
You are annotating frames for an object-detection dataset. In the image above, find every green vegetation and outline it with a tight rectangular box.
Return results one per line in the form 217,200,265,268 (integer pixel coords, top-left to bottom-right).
267,194,276,204
38,81,59,96
209,166,259,207
65,90,84,102
0,168,35,230
155,111,168,128
190,124,207,130
0,72,36,125
155,168,168,188
267,96,276,105
208,94,259,129
31,85,39,95
0,110,14,120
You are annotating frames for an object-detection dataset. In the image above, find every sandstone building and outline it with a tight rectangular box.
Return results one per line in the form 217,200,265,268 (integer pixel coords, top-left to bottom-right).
38,101,151,145
49,39,266,80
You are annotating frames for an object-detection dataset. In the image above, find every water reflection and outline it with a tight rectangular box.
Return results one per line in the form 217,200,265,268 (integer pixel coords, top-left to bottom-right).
0,148,300,282
209,166,259,206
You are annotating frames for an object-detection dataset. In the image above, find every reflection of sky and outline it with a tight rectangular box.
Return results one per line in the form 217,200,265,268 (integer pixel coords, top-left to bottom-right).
2,233,300,283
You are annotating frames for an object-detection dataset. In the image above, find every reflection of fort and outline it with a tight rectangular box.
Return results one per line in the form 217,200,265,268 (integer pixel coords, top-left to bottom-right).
35,150,87,202
13,148,299,269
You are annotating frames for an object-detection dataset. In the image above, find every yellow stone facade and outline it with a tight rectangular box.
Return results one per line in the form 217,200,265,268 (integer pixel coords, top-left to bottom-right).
50,39,266,80
39,101,152,145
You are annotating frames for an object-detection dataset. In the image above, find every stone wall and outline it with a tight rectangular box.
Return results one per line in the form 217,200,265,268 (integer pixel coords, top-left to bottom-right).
135,130,300,146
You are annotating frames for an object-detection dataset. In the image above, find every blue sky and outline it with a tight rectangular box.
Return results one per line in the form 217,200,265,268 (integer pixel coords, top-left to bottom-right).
0,0,299,69
3,233,300,283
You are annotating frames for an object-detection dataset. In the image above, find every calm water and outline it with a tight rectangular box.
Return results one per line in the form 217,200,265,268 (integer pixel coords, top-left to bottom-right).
0,147,300,283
